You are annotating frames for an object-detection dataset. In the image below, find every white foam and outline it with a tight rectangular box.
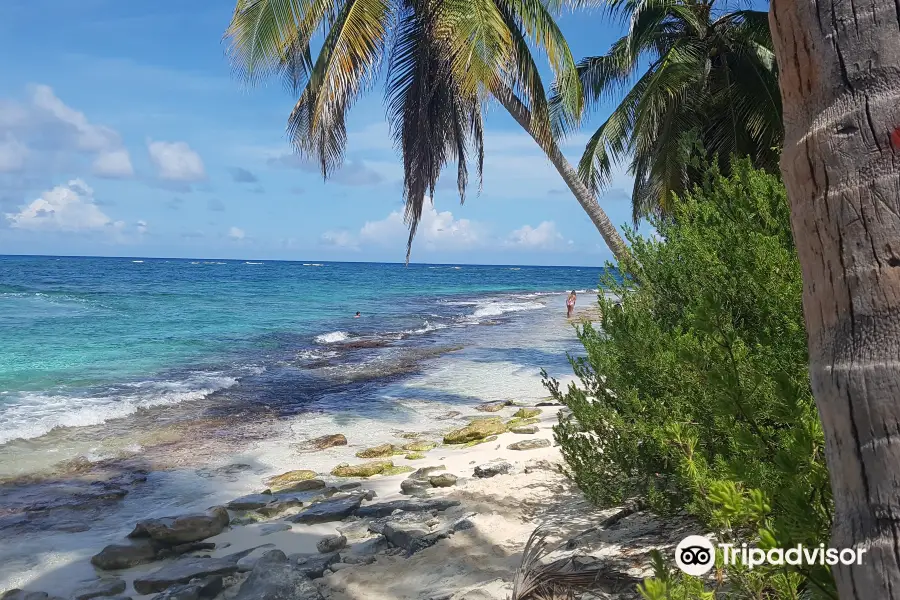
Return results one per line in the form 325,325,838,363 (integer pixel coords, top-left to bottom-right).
303,263,324,267
0,374,239,445
244,262,264,265
314,331,349,344
472,300,544,318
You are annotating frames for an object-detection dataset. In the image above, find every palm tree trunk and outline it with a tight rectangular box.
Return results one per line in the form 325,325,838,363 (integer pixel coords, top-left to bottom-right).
492,85,630,262
770,1,900,597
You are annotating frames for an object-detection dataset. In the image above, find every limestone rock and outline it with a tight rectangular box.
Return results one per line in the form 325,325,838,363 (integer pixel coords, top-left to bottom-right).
474,401,509,413
507,439,551,451
355,443,402,459
234,550,322,600
510,425,539,434
91,538,163,570
149,576,222,600
264,470,317,492
236,545,278,572
355,498,460,518
512,408,542,419
473,460,512,478
399,478,430,496
133,557,240,595
428,473,458,488
401,441,436,452
316,534,347,553
288,494,364,525
443,418,506,444
255,498,303,518
293,552,340,579
404,452,426,460
309,434,348,450
72,578,126,600
330,461,392,478
1,593,56,600
259,523,292,536
128,507,229,545
227,494,277,511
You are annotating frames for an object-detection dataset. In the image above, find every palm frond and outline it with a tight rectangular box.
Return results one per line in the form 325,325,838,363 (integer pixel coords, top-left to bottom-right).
286,0,391,176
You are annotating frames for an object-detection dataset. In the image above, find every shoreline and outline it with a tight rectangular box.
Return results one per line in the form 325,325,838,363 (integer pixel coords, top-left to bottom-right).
4,397,697,600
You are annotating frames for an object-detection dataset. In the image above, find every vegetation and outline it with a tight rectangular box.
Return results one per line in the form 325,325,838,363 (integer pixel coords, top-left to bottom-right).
564,0,781,223
547,160,834,597
224,0,628,260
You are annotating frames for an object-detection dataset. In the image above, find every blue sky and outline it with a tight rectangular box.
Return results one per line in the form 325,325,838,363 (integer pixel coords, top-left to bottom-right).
0,0,648,266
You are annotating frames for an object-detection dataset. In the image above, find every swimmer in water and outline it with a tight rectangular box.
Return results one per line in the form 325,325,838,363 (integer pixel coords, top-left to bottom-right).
354,311,361,318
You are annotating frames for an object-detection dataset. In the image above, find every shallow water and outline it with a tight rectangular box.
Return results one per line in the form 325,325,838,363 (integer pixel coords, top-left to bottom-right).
0,256,609,593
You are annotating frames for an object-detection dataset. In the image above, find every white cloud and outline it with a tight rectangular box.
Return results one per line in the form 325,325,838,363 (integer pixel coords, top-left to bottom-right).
136,220,148,234
321,229,358,250
506,221,566,249
228,226,245,240
92,149,134,179
30,84,121,152
360,204,484,250
0,134,28,172
0,85,134,179
320,203,485,253
148,140,206,182
6,179,121,232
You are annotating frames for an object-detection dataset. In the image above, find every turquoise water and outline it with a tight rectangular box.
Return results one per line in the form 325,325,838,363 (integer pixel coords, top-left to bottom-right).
0,255,607,445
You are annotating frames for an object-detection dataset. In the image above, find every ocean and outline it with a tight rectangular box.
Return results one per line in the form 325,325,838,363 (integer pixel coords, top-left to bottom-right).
0,255,607,592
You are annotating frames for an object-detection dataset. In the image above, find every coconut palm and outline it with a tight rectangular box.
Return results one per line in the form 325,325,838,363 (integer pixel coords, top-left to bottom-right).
570,0,782,224
224,0,629,261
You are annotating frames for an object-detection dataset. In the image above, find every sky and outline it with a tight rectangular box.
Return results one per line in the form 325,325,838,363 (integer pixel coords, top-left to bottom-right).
0,0,649,266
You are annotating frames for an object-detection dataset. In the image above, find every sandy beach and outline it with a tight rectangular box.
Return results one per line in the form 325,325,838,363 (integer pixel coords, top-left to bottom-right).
5,386,696,600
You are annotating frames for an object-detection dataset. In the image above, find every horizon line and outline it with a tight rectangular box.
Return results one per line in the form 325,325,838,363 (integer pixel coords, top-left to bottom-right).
0,252,615,270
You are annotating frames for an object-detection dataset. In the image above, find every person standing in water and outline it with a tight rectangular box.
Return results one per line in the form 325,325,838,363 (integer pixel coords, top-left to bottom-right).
566,291,577,318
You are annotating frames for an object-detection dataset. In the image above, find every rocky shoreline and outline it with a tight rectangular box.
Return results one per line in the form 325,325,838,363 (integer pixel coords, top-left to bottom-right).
3,401,697,600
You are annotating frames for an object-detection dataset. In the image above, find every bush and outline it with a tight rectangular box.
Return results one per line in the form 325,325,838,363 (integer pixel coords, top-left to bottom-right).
546,160,834,597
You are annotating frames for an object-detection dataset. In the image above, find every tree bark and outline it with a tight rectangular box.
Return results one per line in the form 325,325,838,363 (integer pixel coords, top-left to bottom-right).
492,85,630,263
769,1,900,597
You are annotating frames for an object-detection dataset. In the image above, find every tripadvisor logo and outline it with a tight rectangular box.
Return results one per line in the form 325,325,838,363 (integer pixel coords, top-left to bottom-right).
674,535,868,576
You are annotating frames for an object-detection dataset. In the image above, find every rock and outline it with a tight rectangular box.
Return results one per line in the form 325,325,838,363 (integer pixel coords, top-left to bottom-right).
342,535,388,562
330,461,393,478
293,552,340,579
309,434,348,450
256,498,303,518
236,545,278,572
505,417,540,429
150,576,223,600
338,482,361,490
401,441,436,452
410,465,446,478
264,470,318,492
396,432,420,439
428,473,458,488
461,435,498,448
196,463,254,480
72,579,127,600
316,534,347,553
227,494,277,511
404,452,426,460
355,498,460,518
399,478,430,496
133,557,241,595
382,514,475,556
91,539,163,570
510,425,539,434
233,550,322,600
512,408,542,419
436,411,462,420
536,401,562,407
162,542,217,559
259,523,292,536
0,593,51,600
355,443,402,459
473,460,512,478
273,479,325,494
329,562,354,572
289,494,364,524
380,465,414,476
474,401,511,413
508,439,551,451
443,418,506,444
129,507,230,545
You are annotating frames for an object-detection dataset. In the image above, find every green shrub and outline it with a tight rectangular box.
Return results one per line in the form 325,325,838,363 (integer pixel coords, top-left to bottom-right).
546,160,833,597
